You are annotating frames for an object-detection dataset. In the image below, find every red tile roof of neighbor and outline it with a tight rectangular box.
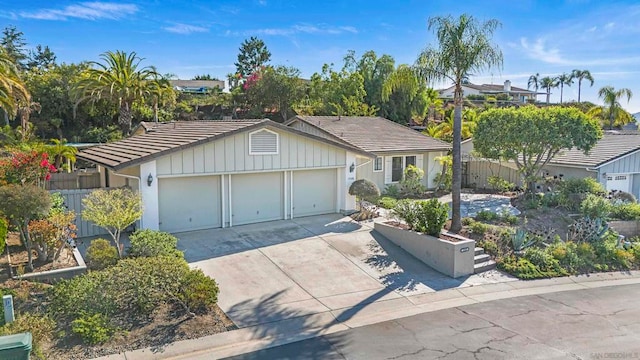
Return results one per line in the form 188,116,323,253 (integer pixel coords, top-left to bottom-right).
289,116,451,153
77,119,373,170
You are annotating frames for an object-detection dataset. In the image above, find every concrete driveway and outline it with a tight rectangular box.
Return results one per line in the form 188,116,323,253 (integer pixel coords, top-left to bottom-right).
177,214,513,328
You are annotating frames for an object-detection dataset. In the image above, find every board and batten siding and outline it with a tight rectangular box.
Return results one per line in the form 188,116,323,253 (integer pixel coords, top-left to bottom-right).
156,129,346,176
598,151,640,175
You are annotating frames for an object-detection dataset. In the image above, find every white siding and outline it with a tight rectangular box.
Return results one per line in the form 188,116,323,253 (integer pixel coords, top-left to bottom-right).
357,151,442,192
156,129,347,176
599,151,640,175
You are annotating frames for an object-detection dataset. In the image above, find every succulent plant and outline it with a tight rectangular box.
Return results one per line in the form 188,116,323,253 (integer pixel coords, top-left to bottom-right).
567,217,609,244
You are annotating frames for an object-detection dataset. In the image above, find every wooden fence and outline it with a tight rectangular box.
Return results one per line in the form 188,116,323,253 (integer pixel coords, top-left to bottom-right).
46,171,101,191
53,189,110,238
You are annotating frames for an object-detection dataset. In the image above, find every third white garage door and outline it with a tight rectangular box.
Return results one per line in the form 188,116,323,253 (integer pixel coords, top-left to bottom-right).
231,172,283,225
293,169,337,217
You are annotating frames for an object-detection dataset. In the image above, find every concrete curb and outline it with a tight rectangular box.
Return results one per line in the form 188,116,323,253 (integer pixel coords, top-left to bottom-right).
92,270,640,360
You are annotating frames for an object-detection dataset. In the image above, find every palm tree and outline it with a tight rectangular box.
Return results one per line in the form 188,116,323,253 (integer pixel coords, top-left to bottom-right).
76,51,162,135
527,73,540,93
148,74,175,122
427,109,477,142
572,69,594,103
597,85,633,129
539,76,558,104
0,49,30,124
556,73,573,103
47,139,78,172
586,105,633,129
415,14,503,233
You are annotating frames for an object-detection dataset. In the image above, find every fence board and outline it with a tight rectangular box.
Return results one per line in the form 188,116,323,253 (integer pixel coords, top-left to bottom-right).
52,189,109,238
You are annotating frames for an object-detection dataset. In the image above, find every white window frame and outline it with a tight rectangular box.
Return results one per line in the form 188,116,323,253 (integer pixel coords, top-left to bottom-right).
248,128,279,155
390,155,418,183
373,156,383,172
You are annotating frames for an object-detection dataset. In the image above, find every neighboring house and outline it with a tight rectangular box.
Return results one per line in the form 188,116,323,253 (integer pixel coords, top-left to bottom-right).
286,116,451,192
76,119,373,233
169,79,224,94
463,132,640,197
439,80,540,103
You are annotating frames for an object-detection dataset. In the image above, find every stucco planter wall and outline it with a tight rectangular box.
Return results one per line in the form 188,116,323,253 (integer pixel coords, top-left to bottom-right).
609,220,640,238
13,247,87,283
374,222,475,278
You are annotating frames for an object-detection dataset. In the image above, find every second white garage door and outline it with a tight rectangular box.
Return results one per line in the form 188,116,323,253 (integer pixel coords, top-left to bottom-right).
231,172,284,225
293,169,337,217
158,176,221,233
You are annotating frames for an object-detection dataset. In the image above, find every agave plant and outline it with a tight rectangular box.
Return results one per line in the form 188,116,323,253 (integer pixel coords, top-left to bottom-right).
511,228,538,254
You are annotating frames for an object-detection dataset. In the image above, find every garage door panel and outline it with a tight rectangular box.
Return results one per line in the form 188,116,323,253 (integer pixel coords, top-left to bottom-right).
232,172,283,225
293,169,337,217
159,176,221,232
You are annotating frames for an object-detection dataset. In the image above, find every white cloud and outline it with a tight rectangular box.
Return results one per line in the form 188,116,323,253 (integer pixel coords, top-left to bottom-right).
20,2,137,21
227,23,358,37
519,37,640,66
163,23,209,34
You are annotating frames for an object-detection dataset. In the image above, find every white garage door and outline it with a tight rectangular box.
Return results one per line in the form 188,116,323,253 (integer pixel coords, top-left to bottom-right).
158,176,221,232
293,169,337,217
231,172,283,225
606,174,630,193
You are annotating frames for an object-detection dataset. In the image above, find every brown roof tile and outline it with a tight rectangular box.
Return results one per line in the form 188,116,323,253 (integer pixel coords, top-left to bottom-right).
290,116,451,153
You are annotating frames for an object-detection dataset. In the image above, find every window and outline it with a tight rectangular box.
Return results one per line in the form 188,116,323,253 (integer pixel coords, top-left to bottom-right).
391,155,419,182
249,129,279,155
374,157,383,172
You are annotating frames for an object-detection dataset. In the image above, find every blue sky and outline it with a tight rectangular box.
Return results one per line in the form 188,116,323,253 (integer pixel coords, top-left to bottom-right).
2,0,639,112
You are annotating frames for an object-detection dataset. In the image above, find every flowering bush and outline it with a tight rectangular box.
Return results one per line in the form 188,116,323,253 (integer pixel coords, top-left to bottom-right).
28,210,77,262
0,150,57,187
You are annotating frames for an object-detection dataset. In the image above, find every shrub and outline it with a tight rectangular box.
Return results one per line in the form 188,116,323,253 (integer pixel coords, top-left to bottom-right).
128,229,182,258
540,192,559,207
580,194,612,219
498,256,560,279
523,247,567,275
511,229,538,252
349,179,381,206
610,190,637,203
383,184,401,198
179,269,220,314
0,217,7,255
85,239,119,270
399,165,425,197
392,199,417,228
468,220,490,235
476,210,498,222
71,313,115,344
488,175,515,193
610,202,640,220
557,178,606,210
412,199,449,236
377,196,398,209
0,313,55,359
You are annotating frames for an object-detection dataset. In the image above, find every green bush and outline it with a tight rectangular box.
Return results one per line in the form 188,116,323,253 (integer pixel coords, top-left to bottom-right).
580,194,612,219
399,165,425,198
128,229,182,258
523,247,566,275
85,239,119,270
383,184,400,198
377,196,398,209
498,256,562,279
468,220,490,235
540,192,559,207
557,178,606,210
475,210,498,222
610,202,640,220
488,175,515,193
392,199,417,228
179,269,220,314
71,313,115,344
0,217,7,255
349,179,380,203
412,199,449,236
0,313,55,359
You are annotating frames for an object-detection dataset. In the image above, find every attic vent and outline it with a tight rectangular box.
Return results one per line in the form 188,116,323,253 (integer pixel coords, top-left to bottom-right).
249,129,279,155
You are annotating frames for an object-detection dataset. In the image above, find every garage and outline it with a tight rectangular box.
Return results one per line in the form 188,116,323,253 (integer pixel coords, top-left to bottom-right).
293,169,337,217
606,174,630,193
231,172,284,225
158,176,221,232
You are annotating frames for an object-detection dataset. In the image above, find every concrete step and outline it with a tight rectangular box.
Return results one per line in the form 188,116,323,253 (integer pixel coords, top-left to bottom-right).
474,247,485,256
474,253,491,264
474,260,497,273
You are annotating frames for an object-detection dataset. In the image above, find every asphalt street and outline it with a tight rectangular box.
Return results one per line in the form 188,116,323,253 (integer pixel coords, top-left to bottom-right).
225,283,640,360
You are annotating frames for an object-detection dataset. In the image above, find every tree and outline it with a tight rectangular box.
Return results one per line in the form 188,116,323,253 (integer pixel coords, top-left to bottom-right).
527,73,540,100
27,45,56,71
572,69,594,103
348,179,380,210
0,184,51,270
0,48,30,122
474,106,602,194
192,74,219,81
82,188,143,257
75,51,163,135
426,109,477,142
596,85,633,130
414,14,503,233
381,64,430,124
234,37,271,78
0,26,27,69
539,76,558,104
244,65,305,121
556,72,573,104
586,105,633,129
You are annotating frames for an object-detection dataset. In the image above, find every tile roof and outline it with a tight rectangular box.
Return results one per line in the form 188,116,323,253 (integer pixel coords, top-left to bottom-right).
551,132,640,168
440,83,538,94
77,119,372,170
290,116,451,153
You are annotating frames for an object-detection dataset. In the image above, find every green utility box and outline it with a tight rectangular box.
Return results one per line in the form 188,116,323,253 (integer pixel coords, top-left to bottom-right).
0,332,32,360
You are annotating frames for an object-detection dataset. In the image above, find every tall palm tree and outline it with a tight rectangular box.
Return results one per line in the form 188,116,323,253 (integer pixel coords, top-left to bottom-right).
597,85,633,129
148,74,175,123
539,76,558,104
0,49,30,124
415,14,503,233
572,69,594,103
586,105,633,129
556,73,573,103
76,50,162,135
527,73,540,93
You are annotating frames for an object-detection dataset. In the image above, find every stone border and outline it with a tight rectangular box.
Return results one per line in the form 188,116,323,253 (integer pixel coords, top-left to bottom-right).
374,222,475,278
609,220,639,238
13,247,87,283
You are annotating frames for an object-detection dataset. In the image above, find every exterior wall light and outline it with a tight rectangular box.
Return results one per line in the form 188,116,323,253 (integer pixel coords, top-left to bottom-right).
147,173,153,187
349,163,355,173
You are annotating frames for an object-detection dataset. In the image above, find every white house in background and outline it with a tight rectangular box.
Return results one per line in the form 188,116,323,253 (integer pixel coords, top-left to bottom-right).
76,119,373,233
439,80,540,103
286,116,451,192
169,79,225,94
463,132,640,197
